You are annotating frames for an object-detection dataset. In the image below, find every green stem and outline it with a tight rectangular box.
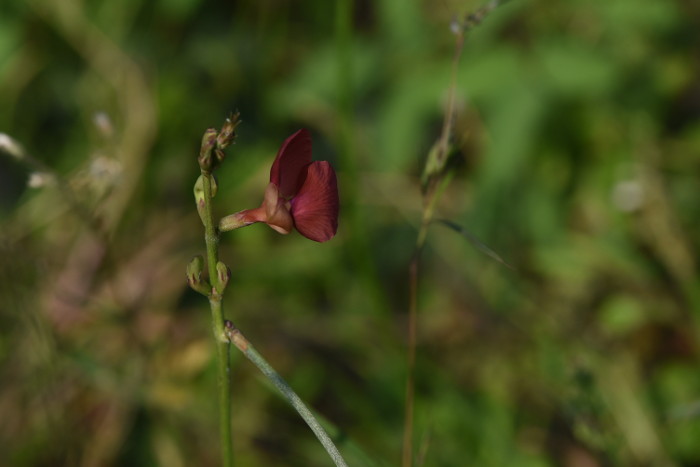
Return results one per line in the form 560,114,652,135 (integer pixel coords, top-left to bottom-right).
402,203,433,467
402,4,507,464
226,323,348,467
201,171,233,467
403,16,467,467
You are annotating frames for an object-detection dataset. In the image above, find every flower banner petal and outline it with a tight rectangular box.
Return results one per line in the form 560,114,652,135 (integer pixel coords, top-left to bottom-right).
270,129,312,198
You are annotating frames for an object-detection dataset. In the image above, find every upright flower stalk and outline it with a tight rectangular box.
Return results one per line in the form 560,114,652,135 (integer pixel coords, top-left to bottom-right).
191,115,239,467
189,114,346,466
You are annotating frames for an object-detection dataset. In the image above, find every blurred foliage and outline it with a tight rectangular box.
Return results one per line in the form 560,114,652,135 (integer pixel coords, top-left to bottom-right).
1,0,700,465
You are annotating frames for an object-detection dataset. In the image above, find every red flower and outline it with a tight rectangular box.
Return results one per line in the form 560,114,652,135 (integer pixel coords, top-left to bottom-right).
219,129,339,242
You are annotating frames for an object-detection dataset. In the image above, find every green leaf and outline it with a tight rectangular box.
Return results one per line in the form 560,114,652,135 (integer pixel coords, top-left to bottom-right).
436,219,514,269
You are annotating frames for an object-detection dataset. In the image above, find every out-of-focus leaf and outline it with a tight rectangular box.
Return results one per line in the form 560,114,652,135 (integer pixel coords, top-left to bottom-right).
436,218,513,269
537,40,618,97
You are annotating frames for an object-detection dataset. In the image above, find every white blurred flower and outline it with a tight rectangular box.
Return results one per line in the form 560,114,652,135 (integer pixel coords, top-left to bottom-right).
89,155,122,181
612,180,644,212
93,112,114,139
28,172,56,188
0,133,25,160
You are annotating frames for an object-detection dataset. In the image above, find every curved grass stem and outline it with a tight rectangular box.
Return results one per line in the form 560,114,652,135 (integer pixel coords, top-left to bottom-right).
225,322,348,467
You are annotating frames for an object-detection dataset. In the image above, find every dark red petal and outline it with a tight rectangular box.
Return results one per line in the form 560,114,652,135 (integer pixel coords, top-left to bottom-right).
290,161,339,242
270,129,312,198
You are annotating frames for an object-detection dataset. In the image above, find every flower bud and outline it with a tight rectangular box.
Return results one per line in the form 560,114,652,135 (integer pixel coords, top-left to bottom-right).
193,174,218,225
216,261,231,291
210,174,218,198
194,175,206,223
216,112,241,150
214,148,226,166
198,128,218,172
186,255,211,295
187,255,204,283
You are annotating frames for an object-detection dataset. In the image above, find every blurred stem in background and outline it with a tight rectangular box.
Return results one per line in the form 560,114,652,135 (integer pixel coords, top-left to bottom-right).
25,0,157,234
402,2,507,465
0,133,105,240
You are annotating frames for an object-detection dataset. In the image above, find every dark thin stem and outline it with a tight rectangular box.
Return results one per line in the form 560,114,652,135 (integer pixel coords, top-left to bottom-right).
402,1,506,463
402,199,436,467
435,30,465,170
402,37,465,467
402,252,419,467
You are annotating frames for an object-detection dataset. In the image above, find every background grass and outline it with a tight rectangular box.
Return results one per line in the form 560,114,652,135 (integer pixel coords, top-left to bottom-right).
2,0,700,465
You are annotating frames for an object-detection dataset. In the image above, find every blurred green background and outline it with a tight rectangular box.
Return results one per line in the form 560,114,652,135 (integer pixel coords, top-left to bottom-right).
2,0,700,465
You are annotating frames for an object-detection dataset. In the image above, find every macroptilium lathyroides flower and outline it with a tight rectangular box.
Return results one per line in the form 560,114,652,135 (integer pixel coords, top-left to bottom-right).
219,129,339,242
